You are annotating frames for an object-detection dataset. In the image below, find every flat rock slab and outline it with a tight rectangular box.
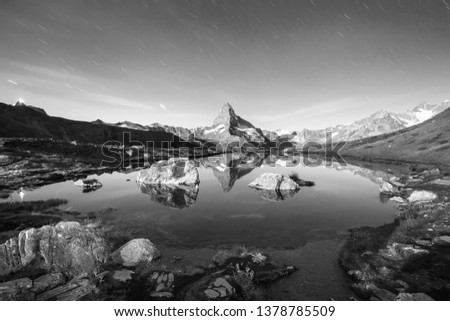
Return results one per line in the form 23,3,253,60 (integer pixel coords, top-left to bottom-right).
428,179,450,186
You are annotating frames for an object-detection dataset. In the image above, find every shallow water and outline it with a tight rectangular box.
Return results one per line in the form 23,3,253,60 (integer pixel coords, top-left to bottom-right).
4,156,398,300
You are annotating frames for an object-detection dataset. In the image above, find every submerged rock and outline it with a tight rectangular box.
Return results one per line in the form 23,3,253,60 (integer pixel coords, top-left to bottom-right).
407,190,437,203
111,238,160,267
136,158,199,186
0,221,108,278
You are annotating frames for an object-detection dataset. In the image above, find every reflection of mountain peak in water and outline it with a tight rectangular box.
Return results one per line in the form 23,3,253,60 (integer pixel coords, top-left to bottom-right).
199,153,266,192
138,184,199,209
212,166,255,192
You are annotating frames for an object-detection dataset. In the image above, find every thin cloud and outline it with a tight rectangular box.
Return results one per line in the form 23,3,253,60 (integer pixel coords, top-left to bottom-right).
159,104,167,110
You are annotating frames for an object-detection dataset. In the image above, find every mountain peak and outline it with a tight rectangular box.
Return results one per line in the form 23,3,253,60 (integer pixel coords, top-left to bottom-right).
13,100,47,115
213,103,238,127
414,101,431,111
371,109,390,119
15,100,26,107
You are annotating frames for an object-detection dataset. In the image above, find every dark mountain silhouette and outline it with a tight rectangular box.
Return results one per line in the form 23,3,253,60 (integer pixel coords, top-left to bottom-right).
0,102,195,147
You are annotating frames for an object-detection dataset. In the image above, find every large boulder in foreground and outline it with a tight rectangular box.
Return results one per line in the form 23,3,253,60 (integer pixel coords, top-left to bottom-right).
137,158,199,186
248,173,300,201
0,222,108,278
111,239,160,267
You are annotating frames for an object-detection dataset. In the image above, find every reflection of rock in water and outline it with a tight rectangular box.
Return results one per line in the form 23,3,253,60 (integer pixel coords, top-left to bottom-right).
136,158,200,209
379,192,391,204
139,184,199,209
253,187,299,202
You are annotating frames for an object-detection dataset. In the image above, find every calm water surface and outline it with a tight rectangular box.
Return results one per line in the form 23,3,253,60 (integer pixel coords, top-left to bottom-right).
5,159,398,300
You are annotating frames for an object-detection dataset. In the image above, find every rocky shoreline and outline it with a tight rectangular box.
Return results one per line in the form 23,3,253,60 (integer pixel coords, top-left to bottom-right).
0,218,296,301
339,167,450,300
0,137,223,195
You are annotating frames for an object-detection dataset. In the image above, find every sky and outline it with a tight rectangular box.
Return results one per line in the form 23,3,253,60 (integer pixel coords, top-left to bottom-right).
1,0,450,130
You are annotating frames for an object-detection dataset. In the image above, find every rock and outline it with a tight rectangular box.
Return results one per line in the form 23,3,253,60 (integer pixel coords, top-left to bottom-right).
433,235,450,245
380,243,429,260
389,177,406,187
155,283,165,292
32,273,66,293
136,159,199,186
36,275,97,301
415,239,432,247
204,289,220,299
150,291,174,299
74,178,102,192
407,190,437,203
428,179,450,186
390,196,405,203
395,292,434,301
421,168,440,177
214,277,234,293
215,287,228,297
0,222,108,278
248,173,300,201
249,173,299,191
112,270,135,282
0,277,33,300
111,238,160,267
347,270,363,280
367,284,397,301
379,181,399,195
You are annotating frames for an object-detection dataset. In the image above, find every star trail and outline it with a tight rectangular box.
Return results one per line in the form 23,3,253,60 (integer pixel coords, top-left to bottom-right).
1,0,449,129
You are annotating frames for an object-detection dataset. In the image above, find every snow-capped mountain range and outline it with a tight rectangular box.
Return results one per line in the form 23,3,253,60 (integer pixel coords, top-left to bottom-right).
263,100,450,144
97,100,450,145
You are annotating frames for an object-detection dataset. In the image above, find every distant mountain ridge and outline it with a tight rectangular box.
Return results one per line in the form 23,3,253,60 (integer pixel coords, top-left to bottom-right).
0,102,194,147
2,99,449,149
97,103,269,146
340,105,450,166
263,100,450,145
